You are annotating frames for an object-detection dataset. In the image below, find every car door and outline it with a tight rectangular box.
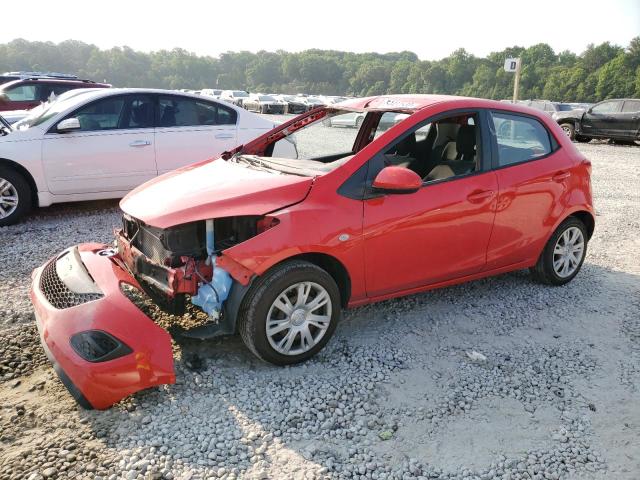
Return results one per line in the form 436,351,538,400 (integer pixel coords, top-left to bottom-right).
621,100,640,139
581,100,623,137
485,111,573,269
362,110,498,298
42,93,156,195
154,95,238,175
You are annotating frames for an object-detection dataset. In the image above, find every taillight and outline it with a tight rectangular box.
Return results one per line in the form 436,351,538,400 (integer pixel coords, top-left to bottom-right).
256,216,280,233
582,159,592,175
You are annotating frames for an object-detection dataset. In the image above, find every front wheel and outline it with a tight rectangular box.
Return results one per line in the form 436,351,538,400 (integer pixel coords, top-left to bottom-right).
0,167,32,226
530,217,588,286
238,260,341,365
560,123,575,140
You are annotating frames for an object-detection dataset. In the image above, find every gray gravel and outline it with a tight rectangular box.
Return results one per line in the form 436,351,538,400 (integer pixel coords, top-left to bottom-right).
0,139,639,480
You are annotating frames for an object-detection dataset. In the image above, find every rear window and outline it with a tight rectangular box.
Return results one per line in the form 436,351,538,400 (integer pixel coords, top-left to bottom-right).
491,112,553,166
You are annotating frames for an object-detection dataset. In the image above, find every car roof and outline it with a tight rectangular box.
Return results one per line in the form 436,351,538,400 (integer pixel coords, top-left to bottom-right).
333,94,555,117
0,78,111,89
35,88,242,108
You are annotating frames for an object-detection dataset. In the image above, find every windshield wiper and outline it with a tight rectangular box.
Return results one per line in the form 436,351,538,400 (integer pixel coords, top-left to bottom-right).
231,155,279,174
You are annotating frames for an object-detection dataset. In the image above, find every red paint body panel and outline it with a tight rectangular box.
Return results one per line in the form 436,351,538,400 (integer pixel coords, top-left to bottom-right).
120,158,313,229
30,244,175,409
363,171,499,296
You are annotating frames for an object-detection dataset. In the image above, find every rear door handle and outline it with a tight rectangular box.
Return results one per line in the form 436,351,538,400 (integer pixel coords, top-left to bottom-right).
467,190,495,203
215,133,234,139
129,140,151,147
552,171,571,182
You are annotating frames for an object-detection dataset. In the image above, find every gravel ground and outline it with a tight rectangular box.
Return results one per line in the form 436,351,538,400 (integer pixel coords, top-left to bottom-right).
0,137,638,480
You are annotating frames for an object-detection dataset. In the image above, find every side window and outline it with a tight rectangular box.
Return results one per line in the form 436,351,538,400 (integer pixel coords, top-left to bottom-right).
591,101,622,114
622,100,640,113
215,102,237,125
380,113,480,182
491,112,552,166
5,84,38,101
121,96,154,129
64,95,154,132
158,96,237,127
71,96,125,131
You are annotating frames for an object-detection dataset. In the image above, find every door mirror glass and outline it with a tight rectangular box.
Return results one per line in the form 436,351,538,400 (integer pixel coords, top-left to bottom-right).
372,166,422,194
57,117,81,132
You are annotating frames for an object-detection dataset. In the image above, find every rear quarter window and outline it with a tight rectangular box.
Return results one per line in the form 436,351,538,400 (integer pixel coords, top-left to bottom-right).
490,112,554,167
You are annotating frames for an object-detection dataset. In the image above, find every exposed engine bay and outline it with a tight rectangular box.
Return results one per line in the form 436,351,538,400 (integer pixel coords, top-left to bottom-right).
117,214,276,322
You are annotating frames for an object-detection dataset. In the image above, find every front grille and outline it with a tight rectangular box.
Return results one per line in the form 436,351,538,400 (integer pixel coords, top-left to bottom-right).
39,260,103,309
123,215,168,264
136,227,167,264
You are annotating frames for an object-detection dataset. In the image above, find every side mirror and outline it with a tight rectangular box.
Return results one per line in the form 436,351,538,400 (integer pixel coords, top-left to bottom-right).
0,92,9,103
56,117,81,133
372,166,422,194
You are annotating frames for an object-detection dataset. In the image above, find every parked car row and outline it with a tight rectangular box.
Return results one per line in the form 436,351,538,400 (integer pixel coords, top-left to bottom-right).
180,87,348,114
503,97,640,144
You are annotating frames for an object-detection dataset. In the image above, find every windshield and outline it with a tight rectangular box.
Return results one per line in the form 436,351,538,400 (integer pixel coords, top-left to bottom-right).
14,89,95,129
556,104,575,111
259,95,275,101
233,91,249,97
229,109,382,177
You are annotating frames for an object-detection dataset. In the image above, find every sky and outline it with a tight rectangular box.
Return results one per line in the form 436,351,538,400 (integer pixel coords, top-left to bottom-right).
2,0,638,60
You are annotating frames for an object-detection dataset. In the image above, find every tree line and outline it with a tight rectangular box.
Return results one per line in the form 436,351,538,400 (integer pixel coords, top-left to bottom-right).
1,38,639,102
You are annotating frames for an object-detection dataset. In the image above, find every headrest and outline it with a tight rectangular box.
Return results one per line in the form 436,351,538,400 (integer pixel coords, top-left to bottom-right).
456,124,476,157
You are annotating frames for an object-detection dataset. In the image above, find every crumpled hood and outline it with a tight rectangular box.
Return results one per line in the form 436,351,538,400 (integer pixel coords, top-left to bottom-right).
120,159,313,228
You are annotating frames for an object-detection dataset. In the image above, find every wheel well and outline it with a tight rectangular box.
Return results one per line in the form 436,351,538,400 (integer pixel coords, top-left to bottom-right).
0,158,39,206
285,253,351,308
571,211,595,240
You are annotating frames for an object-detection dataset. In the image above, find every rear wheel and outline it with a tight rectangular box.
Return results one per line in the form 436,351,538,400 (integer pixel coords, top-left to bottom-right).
0,167,32,226
530,217,587,286
238,260,340,365
560,123,575,140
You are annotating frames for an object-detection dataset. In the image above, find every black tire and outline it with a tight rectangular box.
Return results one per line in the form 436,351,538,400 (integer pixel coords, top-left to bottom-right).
560,123,575,141
0,167,32,227
238,260,341,365
575,135,591,143
530,217,588,286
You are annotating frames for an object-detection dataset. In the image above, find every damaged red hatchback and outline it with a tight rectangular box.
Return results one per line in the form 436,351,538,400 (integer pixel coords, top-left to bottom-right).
30,95,594,408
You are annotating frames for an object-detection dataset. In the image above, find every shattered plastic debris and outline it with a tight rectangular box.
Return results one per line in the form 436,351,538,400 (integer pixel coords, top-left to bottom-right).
465,350,488,363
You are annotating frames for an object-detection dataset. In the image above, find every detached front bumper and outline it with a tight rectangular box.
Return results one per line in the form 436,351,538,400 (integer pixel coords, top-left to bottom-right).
30,243,175,409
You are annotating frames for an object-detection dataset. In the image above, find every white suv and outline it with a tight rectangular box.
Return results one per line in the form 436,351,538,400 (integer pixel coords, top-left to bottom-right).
0,88,290,225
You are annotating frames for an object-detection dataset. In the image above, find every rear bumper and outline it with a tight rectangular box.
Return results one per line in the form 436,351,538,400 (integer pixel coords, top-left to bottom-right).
30,243,175,409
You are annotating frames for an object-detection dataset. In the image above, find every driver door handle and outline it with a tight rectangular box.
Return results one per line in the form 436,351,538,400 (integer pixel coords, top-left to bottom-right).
467,190,495,203
129,140,151,147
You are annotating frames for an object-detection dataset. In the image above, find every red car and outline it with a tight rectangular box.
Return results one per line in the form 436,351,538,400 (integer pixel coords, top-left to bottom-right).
30,94,594,409
0,77,110,112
